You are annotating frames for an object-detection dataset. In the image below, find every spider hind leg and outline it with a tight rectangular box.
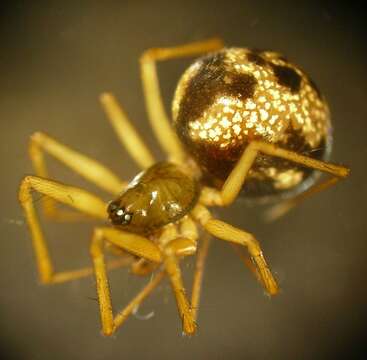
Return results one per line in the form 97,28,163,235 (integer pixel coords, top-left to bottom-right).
192,204,279,296
200,140,350,215
140,38,224,163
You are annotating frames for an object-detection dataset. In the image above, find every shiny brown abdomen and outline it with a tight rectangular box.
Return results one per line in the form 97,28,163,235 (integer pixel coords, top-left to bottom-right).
172,48,332,200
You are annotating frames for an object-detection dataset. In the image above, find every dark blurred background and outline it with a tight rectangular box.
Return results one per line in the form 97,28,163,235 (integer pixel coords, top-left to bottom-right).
1,1,366,359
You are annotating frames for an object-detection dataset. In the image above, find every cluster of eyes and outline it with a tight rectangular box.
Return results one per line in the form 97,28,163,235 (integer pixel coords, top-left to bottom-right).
109,204,132,224
116,209,129,218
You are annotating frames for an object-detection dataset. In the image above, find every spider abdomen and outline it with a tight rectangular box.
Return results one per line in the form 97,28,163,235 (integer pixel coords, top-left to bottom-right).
108,162,199,234
172,48,332,200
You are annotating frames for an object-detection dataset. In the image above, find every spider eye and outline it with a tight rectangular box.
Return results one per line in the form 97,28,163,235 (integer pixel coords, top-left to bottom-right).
122,213,132,223
107,202,118,212
107,202,133,226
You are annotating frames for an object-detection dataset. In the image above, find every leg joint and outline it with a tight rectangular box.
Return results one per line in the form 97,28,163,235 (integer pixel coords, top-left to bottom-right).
30,131,46,144
90,228,105,257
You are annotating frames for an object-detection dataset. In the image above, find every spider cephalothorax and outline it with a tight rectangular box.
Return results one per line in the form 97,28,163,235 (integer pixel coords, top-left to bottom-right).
19,38,349,337
107,162,199,234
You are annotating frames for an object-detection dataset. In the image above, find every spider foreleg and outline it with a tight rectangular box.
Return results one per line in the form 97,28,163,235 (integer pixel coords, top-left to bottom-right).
95,227,162,263
18,176,121,284
29,131,125,221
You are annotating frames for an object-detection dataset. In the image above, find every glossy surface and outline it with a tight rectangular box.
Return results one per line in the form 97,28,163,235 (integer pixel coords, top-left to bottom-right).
173,48,331,199
108,162,199,234
4,3,364,360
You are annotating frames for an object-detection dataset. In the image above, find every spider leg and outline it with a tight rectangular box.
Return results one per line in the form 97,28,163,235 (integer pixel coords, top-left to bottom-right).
191,232,211,322
130,258,159,276
159,224,197,335
163,253,196,335
18,176,130,284
29,132,126,221
199,140,350,208
99,93,155,169
265,176,342,221
253,142,350,220
90,224,199,336
191,204,278,296
178,216,209,321
92,227,162,263
166,217,210,324
231,244,265,288
140,38,224,163
90,227,164,336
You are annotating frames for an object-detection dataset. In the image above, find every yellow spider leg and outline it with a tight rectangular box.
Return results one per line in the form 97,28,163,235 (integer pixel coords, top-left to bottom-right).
178,216,209,321
191,232,211,322
163,252,196,335
231,244,265,288
200,140,350,207
90,227,164,336
255,142,350,219
191,204,278,296
130,258,159,276
18,176,122,284
176,216,198,256
116,218,199,276
140,38,224,163
30,131,126,221
99,93,155,169
51,258,133,284
94,227,162,263
165,217,209,323
159,225,196,335
113,271,165,330
161,220,198,258
179,216,198,242
265,175,342,221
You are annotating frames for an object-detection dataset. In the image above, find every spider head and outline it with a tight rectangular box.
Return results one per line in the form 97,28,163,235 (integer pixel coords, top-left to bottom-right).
106,183,164,235
106,182,154,234
106,162,199,235
107,177,160,234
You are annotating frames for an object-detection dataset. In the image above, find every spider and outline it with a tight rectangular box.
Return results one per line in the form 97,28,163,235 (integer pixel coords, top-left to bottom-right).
18,38,350,336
